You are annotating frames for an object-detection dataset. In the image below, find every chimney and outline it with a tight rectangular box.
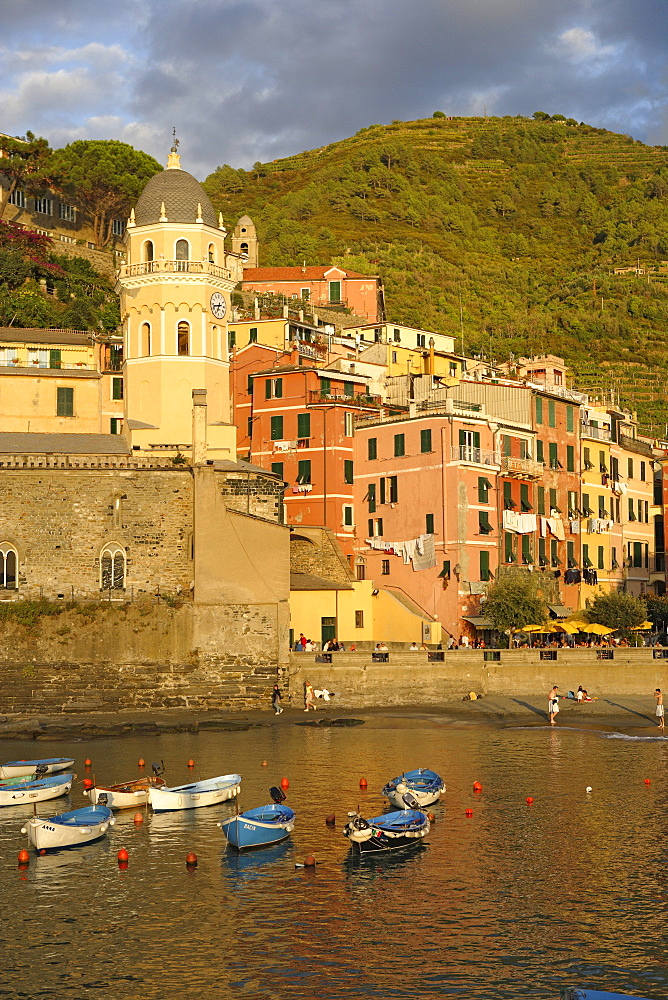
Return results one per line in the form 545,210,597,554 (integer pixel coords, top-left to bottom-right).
254,297,260,321
192,389,208,465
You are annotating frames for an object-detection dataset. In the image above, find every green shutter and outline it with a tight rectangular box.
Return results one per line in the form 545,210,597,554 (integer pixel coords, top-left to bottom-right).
480,550,490,582
567,445,574,472
502,435,511,457
344,381,354,397
271,462,284,478
598,546,604,570
567,540,575,566
504,532,514,563
56,386,73,417
344,460,354,484
368,484,376,512
478,476,489,503
297,413,310,438
535,396,543,423
320,377,331,395
566,405,574,432
425,513,434,534
548,399,556,427
420,428,432,453
522,534,532,564
537,486,545,515
297,460,311,484
112,377,123,400
49,349,61,370
368,437,377,460
270,415,283,440
549,442,558,468
536,440,544,463
394,433,405,457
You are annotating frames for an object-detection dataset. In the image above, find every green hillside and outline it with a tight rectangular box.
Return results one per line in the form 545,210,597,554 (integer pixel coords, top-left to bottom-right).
203,114,668,434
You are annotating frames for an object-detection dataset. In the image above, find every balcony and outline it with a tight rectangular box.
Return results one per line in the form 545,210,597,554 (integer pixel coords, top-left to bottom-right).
450,446,500,467
581,422,611,441
500,455,544,480
308,390,383,408
119,260,232,280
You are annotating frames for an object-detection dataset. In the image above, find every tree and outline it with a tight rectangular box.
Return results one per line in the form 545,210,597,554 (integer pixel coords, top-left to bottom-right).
586,591,646,630
0,132,54,220
484,571,548,641
50,140,162,246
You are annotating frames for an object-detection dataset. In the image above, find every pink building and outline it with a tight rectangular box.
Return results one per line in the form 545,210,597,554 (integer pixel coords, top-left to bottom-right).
241,265,385,323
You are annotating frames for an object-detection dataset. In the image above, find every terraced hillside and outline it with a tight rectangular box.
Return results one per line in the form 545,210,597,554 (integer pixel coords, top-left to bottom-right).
203,115,668,432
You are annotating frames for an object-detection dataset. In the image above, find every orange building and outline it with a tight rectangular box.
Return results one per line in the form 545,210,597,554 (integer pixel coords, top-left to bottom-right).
241,265,385,322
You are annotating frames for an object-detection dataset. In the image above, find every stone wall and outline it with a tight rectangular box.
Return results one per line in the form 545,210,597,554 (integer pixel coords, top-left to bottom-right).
219,468,284,522
290,526,354,583
288,649,668,707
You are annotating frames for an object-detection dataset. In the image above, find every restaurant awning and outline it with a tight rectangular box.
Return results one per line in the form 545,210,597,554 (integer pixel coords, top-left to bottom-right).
548,604,572,619
462,616,495,629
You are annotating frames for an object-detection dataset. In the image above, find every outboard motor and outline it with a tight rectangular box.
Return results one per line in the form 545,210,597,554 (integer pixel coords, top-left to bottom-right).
402,791,420,810
32,764,49,781
269,786,286,804
97,792,108,807
151,760,165,778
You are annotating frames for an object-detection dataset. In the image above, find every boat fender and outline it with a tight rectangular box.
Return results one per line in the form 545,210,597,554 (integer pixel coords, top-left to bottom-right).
352,817,370,831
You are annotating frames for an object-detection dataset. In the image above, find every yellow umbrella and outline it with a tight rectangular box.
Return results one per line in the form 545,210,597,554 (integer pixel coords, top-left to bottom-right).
559,622,581,635
516,624,550,633
567,620,590,631
586,622,615,636
629,621,653,631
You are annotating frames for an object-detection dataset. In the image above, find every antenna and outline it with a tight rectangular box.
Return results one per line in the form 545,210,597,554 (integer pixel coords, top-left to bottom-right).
171,127,180,153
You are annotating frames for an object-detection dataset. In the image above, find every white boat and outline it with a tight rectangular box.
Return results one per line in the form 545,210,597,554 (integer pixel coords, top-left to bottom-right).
21,805,115,852
148,773,242,812
84,775,166,810
382,768,446,810
0,772,74,807
0,757,75,779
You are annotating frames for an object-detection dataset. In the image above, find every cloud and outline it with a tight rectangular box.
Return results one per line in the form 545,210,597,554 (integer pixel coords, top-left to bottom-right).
2,0,668,174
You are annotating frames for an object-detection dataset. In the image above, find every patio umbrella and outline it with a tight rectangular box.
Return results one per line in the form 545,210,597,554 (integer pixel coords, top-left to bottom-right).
586,623,615,636
516,624,550,632
558,622,581,635
566,620,590,631
629,621,653,631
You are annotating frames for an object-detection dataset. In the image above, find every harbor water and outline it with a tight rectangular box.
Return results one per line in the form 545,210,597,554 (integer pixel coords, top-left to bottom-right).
1,716,667,999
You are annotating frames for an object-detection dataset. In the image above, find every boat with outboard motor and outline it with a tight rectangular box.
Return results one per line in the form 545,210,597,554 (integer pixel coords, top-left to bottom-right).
343,792,430,854
21,804,115,852
219,786,295,850
382,768,445,809
148,773,241,812
0,757,75,779
84,775,166,810
0,770,75,807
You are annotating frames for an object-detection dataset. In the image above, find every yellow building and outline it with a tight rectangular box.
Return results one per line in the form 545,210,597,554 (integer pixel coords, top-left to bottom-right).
116,145,243,458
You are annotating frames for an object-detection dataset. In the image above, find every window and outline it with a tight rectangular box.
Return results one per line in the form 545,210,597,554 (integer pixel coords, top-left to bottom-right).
297,460,311,484
111,376,123,401
420,428,432,453
536,440,544,464
246,375,254,395
522,534,532,565
344,460,354,485
449,362,457,377
568,491,578,517
379,478,386,505
394,433,405,457
367,484,376,513
368,438,377,460
566,406,574,432
502,435,511,457
382,559,390,575
549,488,559,512
375,518,384,537
343,505,353,527
175,239,189,261
504,532,515,563
479,511,493,534
438,561,451,580
597,545,604,570
628,498,636,521
598,495,608,518
112,219,125,237
56,386,74,417
645,543,649,569
535,396,543,423
633,541,642,568
34,197,52,215
628,458,634,479
612,546,619,569
599,451,607,473
320,377,331,395
177,321,190,356
100,544,126,590
388,476,398,503
551,539,560,567
548,399,556,427
0,544,18,589
143,241,154,262
270,415,283,440
391,351,397,364
344,381,354,398
583,543,592,568
567,540,575,567
49,349,61,369
393,328,401,342
247,416,253,438
8,189,25,208
328,280,341,304
249,327,258,343
641,461,646,482
417,333,426,348
297,413,311,439
478,477,491,503
59,203,76,222
479,550,491,582
265,378,283,399
355,610,364,629
539,538,547,566
611,456,619,480
300,287,310,301
537,486,545,515
567,445,575,472
344,412,354,437
459,429,480,460
368,518,374,538
584,447,593,470
582,493,593,516
520,484,532,512
28,349,48,368
208,244,216,263
356,563,366,581
504,481,516,509
141,322,151,356
110,418,122,435
271,462,283,478
425,513,434,534
548,442,558,469
228,330,236,349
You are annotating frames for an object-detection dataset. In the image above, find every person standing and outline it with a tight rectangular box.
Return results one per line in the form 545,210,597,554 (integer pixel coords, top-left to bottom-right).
548,685,560,726
272,684,283,715
297,633,307,652
304,681,316,712
655,689,664,732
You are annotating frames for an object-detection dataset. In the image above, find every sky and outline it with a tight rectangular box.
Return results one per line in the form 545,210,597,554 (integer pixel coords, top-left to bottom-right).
2,0,668,179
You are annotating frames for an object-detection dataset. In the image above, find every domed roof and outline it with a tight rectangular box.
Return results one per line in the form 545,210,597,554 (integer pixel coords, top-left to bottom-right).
134,166,218,228
236,215,255,227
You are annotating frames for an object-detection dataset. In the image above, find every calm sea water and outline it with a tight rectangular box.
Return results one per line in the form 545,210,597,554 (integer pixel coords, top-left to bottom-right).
1,717,666,1000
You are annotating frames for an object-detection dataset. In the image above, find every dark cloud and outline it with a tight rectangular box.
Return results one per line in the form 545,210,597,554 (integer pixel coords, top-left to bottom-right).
2,0,668,176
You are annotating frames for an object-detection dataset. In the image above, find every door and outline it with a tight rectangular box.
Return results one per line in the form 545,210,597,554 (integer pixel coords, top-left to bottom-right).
321,617,336,647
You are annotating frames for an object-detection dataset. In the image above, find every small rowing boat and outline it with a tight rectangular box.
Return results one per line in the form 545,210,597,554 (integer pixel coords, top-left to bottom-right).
382,768,445,809
21,805,115,852
343,800,430,854
219,786,295,850
0,773,75,807
0,757,75,779
84,776,166,810
148,773,241,812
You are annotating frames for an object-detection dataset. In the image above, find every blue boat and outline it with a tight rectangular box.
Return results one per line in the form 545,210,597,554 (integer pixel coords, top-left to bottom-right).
219,785,295,850
22,804,115,852
0,757,75,779
382,768,445,809
343,805,430,853
0,772,75,807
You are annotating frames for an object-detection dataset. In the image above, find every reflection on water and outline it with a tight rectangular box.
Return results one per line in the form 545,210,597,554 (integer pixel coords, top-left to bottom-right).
1,722,667,998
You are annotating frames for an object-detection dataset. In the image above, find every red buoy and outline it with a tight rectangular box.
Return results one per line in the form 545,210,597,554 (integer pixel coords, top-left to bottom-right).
186,852,198,867
84,758,92,768
644,779,651,785
187,759,195,768
138,758,145,768
117,848,129,863
280,777,289,789
427,812,436,823
261,760,268,767
473,781,483,793
359,778,368,789
133,812,144,825
325,813,336,826
39,849,46,856
465,808,473,818
303,855,316,867
526,796,534,805
82,778,94,790
17,849,30,865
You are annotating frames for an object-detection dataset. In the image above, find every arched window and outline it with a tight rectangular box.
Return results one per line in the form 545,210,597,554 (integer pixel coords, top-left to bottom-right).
100,544,126,591
0,544,18,589
141,322,151,357
143,240,154,263
175,239,189,261
240,242,249,259
177,321,190,356
208,243,216,263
